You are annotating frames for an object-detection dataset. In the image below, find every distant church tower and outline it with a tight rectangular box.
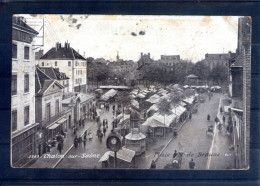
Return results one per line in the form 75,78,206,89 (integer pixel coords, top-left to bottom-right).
116,51,120,62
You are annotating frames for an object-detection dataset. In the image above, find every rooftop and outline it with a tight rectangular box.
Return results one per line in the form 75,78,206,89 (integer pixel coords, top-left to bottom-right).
39,67,70,80
40,42,86,60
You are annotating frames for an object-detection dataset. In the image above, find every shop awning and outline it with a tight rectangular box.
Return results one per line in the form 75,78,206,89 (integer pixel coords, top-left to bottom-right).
99,151,110,162
182,97,194,104
57,117,67,124
147,104,158,113
171,105,186,117
47,123,60,130
109,147,135,163
145,94,160,103
142,113,176,128
101,89,118,101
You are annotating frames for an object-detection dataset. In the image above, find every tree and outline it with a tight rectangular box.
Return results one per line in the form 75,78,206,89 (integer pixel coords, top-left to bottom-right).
210,64,228,85
157,98,172,138
115,91,132,122
191,61,210,85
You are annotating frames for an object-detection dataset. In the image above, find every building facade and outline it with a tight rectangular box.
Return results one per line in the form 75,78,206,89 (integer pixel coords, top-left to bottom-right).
38,42,87,93
204,53,232,70
228,17,251,169
11,16,39,167
35,67,72,154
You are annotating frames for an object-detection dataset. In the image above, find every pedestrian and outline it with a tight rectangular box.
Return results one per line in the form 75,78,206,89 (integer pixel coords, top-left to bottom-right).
220,106,223,113
113,105,115,112
215,116,219,124
98,132,103,142
150,160,156,169
84,131,87,141
105,119,108,128
103,119,106,127
173,150,178,158
74,136,78,148
57,142,62,154
88,130,93,141
222,115,226,125
189,158,196,169
78,136,82,146
103,127,107,136
83,138,86,148
207,114,210,121
189,113,192,120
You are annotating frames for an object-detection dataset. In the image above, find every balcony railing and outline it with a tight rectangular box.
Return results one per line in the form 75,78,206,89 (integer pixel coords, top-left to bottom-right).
41,109,71,127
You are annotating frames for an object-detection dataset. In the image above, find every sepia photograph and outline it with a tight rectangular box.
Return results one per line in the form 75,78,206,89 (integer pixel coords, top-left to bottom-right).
11,15,251,170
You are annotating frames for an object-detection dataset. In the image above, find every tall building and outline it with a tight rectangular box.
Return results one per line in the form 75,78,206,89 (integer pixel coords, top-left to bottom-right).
228,17,251,169
38,42,87,93
11,16,39,167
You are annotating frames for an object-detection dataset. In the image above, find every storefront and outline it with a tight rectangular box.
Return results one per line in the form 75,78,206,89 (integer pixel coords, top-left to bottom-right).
11,123,39,167
46,116,67,142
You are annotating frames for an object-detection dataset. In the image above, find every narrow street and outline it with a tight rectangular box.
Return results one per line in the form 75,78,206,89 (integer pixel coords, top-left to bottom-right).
156,93,227,169
56,104,116,169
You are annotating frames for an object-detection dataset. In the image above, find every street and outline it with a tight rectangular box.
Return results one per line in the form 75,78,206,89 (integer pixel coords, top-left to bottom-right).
56,103,116,169
156,93,233,169
53,92,234,169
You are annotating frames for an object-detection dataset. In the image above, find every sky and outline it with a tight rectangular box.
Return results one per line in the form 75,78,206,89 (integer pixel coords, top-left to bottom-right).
21,15,240,62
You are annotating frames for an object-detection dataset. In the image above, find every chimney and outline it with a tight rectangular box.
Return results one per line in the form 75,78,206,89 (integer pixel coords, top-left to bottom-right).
141,52,143,58
148,53,150,58
56,42,59,51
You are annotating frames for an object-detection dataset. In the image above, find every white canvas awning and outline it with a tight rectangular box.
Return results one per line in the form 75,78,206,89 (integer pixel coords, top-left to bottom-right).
99,151,111,162
145,94,160,104
147,104,158,113
108,147,135,163
57,117,67,124
101,89,118,101
183,97,195,104
171,105,187,117
142,113,176,128
47,123,60,130
137,93,145,98
131,100,139,109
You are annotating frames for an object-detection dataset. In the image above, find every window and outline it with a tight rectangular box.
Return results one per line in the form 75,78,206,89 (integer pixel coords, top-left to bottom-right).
24,74,29,93
68,61,71,66
12,110,17,132
55,61,57,66
11,75,17,95
46,103,51,120
24,106,29,125
12,44,17,58
55,99,59,114
24,46,29,60
42,62,44,66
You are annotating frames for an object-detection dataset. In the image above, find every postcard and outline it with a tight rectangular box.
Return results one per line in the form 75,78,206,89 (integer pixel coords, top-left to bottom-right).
10,15,251,169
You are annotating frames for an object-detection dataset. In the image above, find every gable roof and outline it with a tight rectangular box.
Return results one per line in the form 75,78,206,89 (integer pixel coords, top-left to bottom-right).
40,46,86,60
35,67,64,96
39,67,70,80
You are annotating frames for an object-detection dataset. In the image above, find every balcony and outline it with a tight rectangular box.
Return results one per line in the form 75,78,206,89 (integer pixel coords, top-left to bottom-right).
41,109,71,127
